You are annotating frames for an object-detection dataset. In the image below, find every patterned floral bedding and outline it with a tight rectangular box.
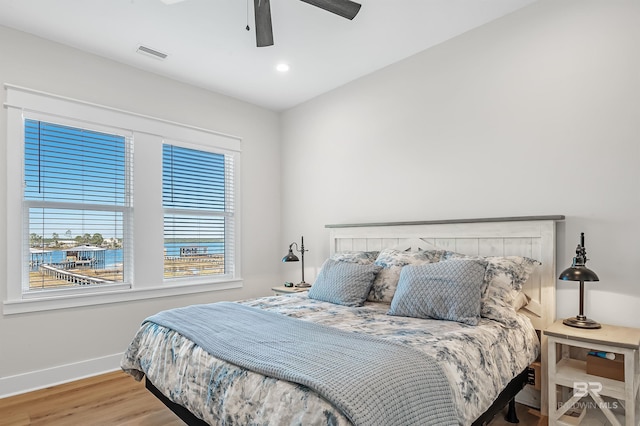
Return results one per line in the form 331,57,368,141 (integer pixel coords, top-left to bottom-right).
122,293,539,425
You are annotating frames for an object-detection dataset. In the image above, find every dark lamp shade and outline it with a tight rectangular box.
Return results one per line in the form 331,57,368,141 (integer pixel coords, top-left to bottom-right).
558,266,599,282
282,250,299,262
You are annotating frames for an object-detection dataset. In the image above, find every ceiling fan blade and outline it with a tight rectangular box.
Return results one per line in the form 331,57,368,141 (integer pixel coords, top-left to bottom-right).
254,0,274,47
298,0,361,20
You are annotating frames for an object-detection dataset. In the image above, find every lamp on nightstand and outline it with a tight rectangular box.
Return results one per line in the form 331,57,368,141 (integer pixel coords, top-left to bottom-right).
559,232,601,329
282,236,311,288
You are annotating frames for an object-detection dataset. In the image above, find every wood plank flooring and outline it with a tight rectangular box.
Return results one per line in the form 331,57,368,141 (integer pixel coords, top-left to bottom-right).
0,371,182,426
0,371,546,425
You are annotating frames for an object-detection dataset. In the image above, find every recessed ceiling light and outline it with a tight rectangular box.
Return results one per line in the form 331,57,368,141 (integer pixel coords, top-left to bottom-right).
276,63,290,73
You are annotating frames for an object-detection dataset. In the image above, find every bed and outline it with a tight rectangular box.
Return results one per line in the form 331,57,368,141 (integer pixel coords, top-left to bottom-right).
122,216,562,425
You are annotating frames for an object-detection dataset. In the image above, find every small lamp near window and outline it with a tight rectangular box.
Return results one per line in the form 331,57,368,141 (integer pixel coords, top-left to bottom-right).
559,232,601,329
282,236,311,288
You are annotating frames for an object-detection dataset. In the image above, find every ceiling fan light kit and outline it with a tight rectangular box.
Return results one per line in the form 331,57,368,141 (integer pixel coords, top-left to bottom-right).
253,0,361,47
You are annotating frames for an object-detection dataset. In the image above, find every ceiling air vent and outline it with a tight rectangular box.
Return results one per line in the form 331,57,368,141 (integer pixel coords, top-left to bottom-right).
136,45,168,60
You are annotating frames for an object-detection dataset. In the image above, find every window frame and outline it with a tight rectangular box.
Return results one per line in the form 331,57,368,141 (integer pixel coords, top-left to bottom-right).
4,84,242,315
21,114,134,297
162,139,237,284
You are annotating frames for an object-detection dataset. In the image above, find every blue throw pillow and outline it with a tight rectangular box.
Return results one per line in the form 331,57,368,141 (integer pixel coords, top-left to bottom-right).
388,259,487,325
308,259,382,307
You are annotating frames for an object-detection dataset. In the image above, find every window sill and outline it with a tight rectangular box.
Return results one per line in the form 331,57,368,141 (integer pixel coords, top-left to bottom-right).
2,279,243,315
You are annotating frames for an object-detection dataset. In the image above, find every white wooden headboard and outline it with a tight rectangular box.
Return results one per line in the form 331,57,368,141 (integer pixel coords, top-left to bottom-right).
326,215,563,332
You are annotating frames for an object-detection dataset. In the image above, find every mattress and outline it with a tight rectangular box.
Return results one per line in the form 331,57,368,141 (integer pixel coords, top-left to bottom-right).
121,293,539,425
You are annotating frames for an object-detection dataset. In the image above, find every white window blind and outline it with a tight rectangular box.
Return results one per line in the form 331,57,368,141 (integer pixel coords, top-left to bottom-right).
162,143,235,280
23,119,132,292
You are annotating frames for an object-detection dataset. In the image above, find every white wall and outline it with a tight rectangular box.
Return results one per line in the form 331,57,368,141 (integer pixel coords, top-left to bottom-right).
280,0,640,328
0,25,281,394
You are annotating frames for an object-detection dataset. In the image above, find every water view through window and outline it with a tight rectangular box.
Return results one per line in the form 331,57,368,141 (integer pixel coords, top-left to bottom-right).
24,120,231,290
162,144,230,279
24,120,129,289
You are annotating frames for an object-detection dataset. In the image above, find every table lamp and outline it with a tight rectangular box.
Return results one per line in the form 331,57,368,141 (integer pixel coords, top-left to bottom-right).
282,236,310,288
559,232,600,329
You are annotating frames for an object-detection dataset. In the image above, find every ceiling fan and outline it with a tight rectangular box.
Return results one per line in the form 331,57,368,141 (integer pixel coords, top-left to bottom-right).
253,0,361,47
161,0,362,47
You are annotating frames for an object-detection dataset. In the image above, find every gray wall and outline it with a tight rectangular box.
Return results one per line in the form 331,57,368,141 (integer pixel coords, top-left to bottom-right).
280,0,640,327
0,25,281,392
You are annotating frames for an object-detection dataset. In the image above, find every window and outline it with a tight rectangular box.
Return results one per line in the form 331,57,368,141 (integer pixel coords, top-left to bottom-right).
24,119,132,292
162,143,235,280
4,85,241,314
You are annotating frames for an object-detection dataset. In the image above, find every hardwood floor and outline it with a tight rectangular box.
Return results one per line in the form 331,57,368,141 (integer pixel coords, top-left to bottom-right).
0,371,547,425
0,371,182,426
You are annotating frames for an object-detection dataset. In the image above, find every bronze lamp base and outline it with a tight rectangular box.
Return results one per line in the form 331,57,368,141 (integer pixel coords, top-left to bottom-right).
563,315,601,329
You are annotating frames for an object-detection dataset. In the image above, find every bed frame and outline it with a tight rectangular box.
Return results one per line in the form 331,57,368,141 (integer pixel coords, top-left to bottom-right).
148,215,563,425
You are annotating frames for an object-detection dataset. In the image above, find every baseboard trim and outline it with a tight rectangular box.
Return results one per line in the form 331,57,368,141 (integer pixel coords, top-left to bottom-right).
0,353,123,398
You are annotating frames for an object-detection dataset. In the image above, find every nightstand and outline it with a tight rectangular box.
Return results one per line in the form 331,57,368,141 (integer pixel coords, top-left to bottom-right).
544,320,640,425
271,285,309,296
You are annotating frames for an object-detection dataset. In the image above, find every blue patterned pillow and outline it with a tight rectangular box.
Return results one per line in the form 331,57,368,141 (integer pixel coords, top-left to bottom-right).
388,259,487,325
308,259,382,307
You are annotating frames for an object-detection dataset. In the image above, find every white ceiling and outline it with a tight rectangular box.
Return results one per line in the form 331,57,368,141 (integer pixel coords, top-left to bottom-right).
0,0,536,111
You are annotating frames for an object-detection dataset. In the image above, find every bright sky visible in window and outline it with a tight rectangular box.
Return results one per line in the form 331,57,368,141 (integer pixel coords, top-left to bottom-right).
24,119,127,240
